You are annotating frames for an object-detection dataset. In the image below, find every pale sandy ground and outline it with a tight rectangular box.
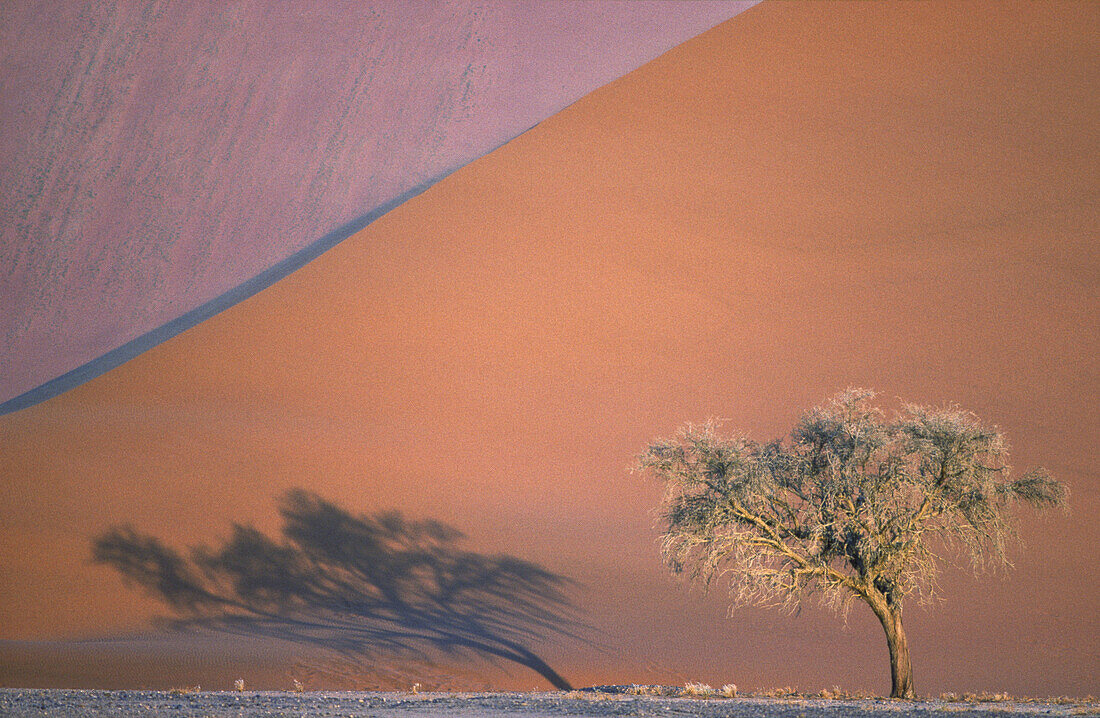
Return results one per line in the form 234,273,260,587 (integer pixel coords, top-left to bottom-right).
2,690,1097,718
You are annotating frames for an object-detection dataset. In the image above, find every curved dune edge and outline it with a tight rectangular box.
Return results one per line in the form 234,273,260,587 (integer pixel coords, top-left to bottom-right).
0,169,448,416
0,1,756,405
0,0,1096,697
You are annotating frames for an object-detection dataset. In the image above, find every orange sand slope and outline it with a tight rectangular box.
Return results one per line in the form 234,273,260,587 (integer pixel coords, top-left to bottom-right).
1,1,1097,696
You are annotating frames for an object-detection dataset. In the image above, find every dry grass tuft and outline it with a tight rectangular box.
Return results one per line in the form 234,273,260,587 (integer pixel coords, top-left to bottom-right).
681,682,714,698
941,691,1014,703
168,686,201,695
759,686,798,699
817,687,873,700
233,679,245,692
622,685,680,697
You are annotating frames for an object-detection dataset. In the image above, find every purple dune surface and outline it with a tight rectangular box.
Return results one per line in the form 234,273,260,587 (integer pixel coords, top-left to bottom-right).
0,1,756,404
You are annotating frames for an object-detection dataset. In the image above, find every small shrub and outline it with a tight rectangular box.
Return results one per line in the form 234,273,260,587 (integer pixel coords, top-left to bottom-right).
760,686,798,699
942,692,982,703
818,686,871,700
682,682,714,698
291,679,304,693
625,685,672,697
168,686,200,695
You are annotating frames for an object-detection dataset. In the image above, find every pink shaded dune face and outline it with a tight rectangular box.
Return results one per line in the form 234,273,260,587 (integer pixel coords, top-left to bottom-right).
0,0,755,405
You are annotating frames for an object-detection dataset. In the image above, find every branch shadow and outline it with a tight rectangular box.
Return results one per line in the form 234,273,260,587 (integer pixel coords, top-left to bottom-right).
91,489,581,689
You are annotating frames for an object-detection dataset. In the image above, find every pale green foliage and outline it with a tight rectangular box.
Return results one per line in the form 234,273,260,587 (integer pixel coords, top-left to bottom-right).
639,389,1066,613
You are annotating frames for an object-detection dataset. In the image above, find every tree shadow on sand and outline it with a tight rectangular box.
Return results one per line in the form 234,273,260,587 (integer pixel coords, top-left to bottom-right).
91,489,580,689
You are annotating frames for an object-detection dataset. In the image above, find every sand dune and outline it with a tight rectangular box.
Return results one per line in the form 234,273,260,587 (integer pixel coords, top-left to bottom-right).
0,0,752,404
1,0,1097,696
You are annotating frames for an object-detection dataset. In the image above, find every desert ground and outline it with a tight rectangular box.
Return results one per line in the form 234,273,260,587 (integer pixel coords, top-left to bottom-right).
2,688,1097,718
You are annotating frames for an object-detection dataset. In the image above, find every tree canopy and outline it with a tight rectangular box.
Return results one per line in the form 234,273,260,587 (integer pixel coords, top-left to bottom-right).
639,388,1066,698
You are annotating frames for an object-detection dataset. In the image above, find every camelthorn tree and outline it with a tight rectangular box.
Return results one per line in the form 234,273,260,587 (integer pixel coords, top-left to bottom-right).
639,389,1066,698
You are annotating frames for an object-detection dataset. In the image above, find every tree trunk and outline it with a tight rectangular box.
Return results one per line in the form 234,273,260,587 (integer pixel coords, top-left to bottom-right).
868,598,914,699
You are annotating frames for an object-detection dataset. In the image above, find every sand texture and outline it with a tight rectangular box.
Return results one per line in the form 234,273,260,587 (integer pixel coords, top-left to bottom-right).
1,0,1097,697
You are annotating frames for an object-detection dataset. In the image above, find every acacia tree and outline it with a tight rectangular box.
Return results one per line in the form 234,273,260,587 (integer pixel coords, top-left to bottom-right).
638,389,1066,698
